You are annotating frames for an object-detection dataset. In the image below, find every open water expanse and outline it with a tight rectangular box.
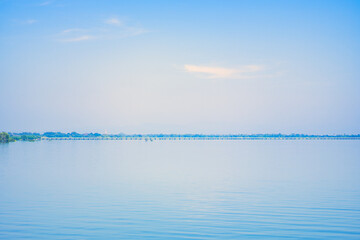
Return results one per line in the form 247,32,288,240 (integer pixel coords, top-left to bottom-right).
0,140,360,239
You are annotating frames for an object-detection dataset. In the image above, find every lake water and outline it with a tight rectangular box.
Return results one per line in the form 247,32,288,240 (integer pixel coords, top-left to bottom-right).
0,140,360,239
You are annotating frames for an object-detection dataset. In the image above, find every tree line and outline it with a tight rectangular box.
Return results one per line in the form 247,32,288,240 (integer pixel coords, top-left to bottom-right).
2,131,359,143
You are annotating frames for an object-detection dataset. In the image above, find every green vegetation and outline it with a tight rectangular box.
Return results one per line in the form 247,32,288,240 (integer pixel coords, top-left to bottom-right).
0,132,14,143
11,135,41,142
1,132,360,142
9,132,41,142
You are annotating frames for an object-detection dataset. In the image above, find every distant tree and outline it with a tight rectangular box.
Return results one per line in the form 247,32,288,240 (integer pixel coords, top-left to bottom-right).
0,132,14,143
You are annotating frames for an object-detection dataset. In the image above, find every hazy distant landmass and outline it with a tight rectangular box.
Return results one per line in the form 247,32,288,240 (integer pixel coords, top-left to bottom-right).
2,132,359,142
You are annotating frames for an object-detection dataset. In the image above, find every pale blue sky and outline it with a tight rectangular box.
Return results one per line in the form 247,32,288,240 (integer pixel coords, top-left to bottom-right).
0,0,359,134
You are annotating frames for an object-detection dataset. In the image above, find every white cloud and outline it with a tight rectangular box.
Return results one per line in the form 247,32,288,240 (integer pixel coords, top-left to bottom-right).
105,17,122,26
60,35,94,42
184,65,237,78
184,64,271,79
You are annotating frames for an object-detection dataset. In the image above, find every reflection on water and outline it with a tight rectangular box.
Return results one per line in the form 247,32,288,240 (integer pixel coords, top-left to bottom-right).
0,141,360,239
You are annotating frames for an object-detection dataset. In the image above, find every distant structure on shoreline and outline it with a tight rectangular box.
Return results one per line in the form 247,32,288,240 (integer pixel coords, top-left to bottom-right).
3,132,360,142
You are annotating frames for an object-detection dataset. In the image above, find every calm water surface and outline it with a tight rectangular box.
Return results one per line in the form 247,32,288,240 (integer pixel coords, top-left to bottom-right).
0,140,360,239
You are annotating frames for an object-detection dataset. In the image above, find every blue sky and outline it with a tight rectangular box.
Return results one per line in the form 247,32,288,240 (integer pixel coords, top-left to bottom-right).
0,0,359,134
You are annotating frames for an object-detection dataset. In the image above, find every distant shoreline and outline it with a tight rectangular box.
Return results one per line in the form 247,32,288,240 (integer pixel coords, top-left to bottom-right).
3,132,360,142
40,136,360,141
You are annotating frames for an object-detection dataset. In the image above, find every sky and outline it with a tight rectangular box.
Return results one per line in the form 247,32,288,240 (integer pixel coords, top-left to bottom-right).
0,0,359,134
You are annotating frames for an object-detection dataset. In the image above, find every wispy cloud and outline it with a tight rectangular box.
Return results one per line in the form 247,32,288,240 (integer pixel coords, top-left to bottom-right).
184,65,238,78
105,17,122,26
60,35,94,42
57,17,148,43
184,64,276,79
61,28,85,34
